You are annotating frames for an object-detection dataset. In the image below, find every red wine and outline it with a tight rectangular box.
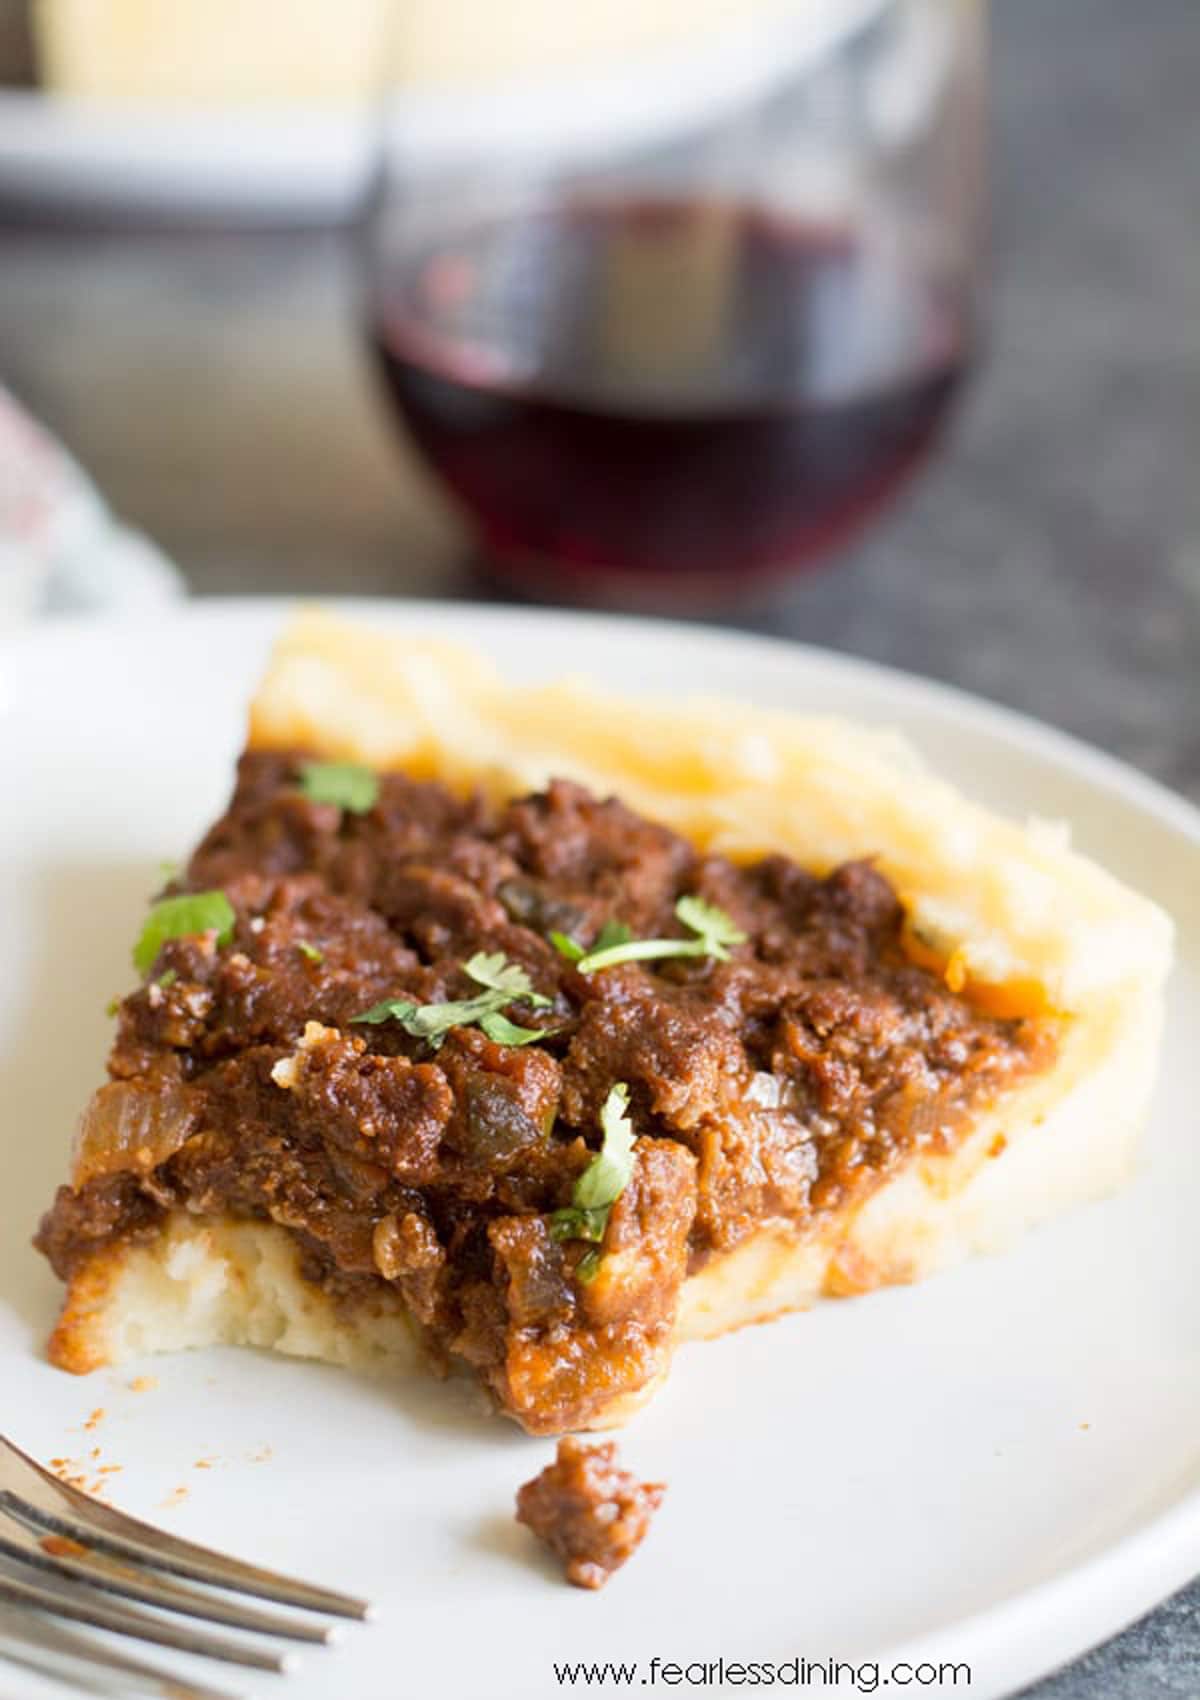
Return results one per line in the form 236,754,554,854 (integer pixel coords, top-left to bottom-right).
370,200,970,604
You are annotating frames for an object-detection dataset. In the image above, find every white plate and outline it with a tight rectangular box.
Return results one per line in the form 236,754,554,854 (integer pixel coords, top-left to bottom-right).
2,599,1197,1700
0,92,373,221
0,2,892,221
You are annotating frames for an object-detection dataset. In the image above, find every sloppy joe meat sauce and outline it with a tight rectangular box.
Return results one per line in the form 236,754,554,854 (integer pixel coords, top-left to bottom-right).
36,752,1053,1432
517,1438,664,1588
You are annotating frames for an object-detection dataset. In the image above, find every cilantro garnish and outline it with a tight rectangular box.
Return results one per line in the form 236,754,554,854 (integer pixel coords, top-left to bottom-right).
555,896,746,976
352,951,552,1049
674,895,746,951
298,760,379,814
156,969,178,990
550,1083,636,1260
133,891,235,975
476,1009,547,1045
105,996,120,1019
460,951,549,1000
296,940,324,964
551,919,632,964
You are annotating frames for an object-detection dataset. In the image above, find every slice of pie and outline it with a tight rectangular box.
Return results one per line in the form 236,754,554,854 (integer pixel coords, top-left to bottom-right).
35,613,1173,1434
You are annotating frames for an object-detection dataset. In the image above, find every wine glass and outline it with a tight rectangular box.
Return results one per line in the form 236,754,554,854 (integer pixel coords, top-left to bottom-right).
362,0,985,610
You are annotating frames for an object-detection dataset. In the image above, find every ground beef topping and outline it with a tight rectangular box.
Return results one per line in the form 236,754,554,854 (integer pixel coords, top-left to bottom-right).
516,1438,665,1589
35,750,1054,1432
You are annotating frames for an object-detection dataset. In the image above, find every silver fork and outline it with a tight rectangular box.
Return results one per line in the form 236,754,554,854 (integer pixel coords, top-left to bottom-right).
0,1431,371,1697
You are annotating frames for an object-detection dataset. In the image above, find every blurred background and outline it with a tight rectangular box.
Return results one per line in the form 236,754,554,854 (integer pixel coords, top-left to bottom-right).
0,2,1196,1692
0,0,1195,812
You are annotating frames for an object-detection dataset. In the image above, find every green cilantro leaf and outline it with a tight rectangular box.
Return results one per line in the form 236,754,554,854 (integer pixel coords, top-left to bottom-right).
352,1000,411,1027
552,918,632,963
574,1083,636,1209
550,1083,636,1269
298,760,379,814
595,919,634,952
133,891,235,975
351,996,469,1043
463,951,551,1007
477,1010,548,1047
352,952,551,1049
572,896,746,976
674,894,747,953
105,996,120,1019
548,1205,608,1243
296,940,324,964
156,969,178,990
575,1247,603,1284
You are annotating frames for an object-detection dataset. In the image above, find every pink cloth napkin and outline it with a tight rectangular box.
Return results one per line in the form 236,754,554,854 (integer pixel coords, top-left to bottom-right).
0,385,184,628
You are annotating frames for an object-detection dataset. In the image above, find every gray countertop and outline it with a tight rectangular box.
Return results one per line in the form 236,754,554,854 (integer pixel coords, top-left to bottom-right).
1,0,1197,1692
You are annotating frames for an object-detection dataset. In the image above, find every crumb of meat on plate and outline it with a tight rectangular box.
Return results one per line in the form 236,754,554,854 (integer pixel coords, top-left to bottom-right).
516,1437,664,1589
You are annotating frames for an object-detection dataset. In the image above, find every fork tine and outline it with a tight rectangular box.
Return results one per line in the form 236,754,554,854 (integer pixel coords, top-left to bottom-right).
2,1642,129,1700
0,1515,336,1645
0,1568,295,1673
0,1609,247,1700
0,1435,368,1619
